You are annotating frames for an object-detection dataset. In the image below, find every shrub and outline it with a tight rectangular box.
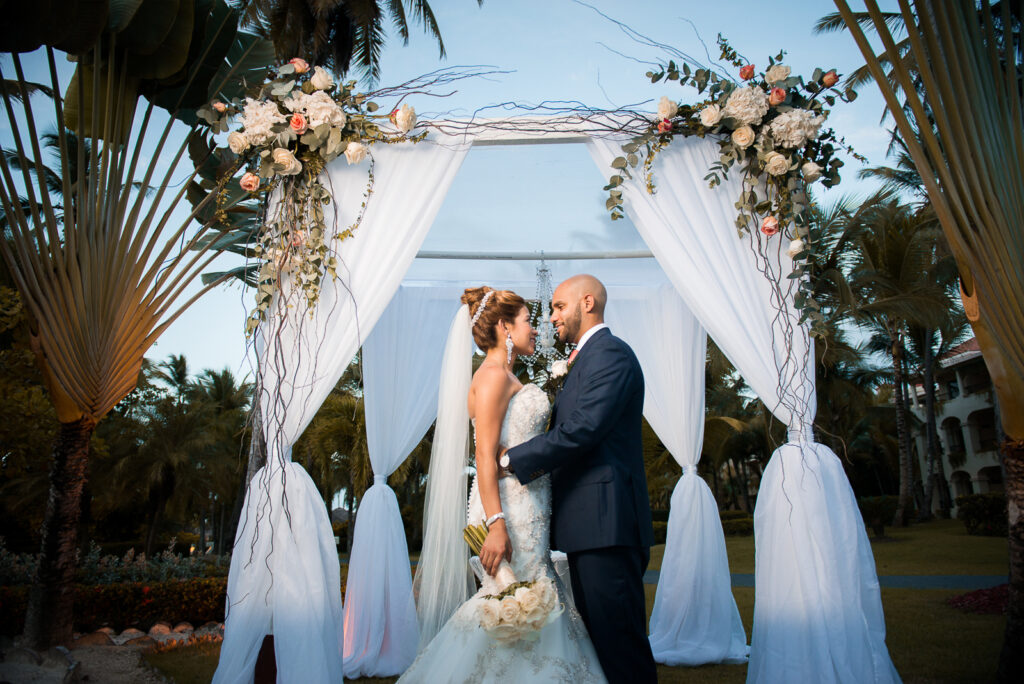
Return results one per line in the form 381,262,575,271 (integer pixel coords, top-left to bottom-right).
651,509,670,523
857,496,899,538
652,521,667,544
721,517,754,536
719,509,750,521
955,493,1008,536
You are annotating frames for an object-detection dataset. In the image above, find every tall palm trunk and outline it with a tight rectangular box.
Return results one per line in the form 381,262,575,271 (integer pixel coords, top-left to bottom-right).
921,332,951,518
891,336,914,526
23,417,95,648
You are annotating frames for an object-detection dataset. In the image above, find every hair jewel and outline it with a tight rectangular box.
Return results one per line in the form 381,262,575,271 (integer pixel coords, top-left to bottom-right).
470,290,494,328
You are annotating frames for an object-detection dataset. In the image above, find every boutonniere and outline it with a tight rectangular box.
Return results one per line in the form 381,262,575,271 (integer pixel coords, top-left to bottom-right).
541,359,570,404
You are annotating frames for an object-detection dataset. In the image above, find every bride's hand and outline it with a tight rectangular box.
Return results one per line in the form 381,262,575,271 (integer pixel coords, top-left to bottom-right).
480,519,513,577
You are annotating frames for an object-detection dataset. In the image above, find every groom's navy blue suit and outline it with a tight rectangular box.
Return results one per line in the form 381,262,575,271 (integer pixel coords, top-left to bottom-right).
507,327,657,683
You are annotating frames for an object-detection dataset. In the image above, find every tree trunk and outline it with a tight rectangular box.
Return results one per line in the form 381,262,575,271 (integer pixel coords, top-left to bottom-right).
23,416,96,649
997,438,1024,682
892,338,914,527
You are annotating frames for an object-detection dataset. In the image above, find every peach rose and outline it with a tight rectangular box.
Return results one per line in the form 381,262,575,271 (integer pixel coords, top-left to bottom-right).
822,70,839,87
290,230,306,248
761,215,780,236
212,101,227,113
289,57,310,74
731,125,755,149
739,64,755,80
344,141,367,165
657,118,672,134
239,172,260,193
290,112,308,134
769,88,786,106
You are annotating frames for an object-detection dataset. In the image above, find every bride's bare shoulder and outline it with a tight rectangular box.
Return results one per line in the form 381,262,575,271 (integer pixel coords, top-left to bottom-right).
468,364,515,418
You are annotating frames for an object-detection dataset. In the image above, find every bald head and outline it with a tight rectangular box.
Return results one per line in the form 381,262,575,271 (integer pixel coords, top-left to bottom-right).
551,274,607,344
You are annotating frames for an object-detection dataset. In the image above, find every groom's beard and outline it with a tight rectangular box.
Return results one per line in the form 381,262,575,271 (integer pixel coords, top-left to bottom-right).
558,303,583,344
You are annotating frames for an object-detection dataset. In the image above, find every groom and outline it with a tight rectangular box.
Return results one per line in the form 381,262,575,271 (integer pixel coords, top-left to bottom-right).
500,274,657,683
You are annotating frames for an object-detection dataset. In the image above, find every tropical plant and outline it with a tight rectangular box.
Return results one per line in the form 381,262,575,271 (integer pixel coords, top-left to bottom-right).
0,0,274,648
833,2,1024,676
235,0,484,83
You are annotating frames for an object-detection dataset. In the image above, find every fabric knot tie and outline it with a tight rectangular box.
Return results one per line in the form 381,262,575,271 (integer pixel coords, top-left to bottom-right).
787,426,814,444
680,465,694,476
374,474,387,486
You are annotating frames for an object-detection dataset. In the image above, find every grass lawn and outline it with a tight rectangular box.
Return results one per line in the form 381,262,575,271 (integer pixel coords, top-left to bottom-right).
147,519,1008,683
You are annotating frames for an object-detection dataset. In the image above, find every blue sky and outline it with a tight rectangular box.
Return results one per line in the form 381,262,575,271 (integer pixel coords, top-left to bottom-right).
4,0,898,376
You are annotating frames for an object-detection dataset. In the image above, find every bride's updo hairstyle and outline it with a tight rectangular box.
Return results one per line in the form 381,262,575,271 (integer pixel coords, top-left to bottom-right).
462,286,526,351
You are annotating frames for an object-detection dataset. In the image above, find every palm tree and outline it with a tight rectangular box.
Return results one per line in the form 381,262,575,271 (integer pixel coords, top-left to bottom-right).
841,198,951,526
833,4,1024,673
0,0,273,648
236,0,484,83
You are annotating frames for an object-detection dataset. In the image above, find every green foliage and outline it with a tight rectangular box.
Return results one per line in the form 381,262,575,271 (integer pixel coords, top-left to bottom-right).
721,516,754,536
652,521,667,544
858,496,899,537
955,494,1008,537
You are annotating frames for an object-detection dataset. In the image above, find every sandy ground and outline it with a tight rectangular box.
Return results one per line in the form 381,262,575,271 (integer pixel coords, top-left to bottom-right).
0,644,165,684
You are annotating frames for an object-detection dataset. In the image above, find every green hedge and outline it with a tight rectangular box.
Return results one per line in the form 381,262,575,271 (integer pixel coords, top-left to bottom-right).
858,496,899,538
721,517,754,536
956,493,1008,537
652,521,667,544
719,510,750,521
0,578,228,636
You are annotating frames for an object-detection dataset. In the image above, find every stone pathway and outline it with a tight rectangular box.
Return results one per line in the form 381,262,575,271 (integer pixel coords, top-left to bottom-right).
642,570,1007,589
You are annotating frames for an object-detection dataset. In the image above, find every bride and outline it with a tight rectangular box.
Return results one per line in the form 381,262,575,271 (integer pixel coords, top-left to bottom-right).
400,286,606,683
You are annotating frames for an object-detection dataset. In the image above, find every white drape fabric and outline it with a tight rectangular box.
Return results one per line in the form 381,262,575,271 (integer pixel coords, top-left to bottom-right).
214,138,469,684
606,285,748,665
412,303,477,649
344,286,462,677
588,136,898,683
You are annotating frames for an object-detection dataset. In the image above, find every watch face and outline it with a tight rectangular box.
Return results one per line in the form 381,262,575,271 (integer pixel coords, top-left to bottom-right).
500,454,510,468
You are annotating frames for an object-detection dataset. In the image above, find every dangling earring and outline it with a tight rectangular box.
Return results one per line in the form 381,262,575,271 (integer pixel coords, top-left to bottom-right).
506,333,514,365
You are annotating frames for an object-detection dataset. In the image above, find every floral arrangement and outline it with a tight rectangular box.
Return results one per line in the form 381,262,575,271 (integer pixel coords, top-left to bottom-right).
604,37,863,333
540,358,570,402
476,575,561,644
463,522,562,643
197,58,422,334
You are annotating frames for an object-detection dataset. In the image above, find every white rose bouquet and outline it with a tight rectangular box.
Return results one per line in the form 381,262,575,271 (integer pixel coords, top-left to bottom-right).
540,358,571,403
474,576,563,645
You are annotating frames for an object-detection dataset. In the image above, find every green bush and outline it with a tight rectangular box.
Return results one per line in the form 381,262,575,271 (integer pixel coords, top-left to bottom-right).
858,496,899,538
956,493,1008,537
0,578,228,636
652,521,668,544
719,509,750,521
651,509,670,523
721,517,754,536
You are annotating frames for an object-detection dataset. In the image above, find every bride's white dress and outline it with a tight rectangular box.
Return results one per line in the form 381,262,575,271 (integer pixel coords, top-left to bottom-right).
399,383,606,683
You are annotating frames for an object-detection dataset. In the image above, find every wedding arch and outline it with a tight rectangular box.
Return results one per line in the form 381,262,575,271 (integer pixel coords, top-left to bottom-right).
211,118,899,684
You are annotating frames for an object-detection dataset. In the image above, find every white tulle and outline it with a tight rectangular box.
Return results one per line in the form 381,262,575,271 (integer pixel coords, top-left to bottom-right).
412,304,476,650
587,136,898,683
606,285,748,665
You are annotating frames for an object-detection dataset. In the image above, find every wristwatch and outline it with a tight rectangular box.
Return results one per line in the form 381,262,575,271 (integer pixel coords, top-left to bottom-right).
499,452,511,470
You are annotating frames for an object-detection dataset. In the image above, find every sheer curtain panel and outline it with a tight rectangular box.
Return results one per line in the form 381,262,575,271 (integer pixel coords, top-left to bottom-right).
588,136,898,684
344,286,462,677
606,285,748,665
214,137,470,684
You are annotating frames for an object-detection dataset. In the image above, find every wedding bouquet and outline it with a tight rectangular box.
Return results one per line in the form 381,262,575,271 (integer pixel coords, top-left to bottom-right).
463,522,563,644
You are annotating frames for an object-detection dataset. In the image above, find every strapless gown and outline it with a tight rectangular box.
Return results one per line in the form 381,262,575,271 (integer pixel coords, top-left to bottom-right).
398,383,606,683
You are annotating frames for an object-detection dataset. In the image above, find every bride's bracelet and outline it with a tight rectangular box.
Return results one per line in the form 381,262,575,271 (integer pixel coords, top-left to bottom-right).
485,512,506,528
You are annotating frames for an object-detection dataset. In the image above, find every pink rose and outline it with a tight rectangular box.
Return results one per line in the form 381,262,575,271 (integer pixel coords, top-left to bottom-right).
289,58,310,74
739,64,755,80
760,216,780,237
290,112,308,134
822,70,838,88
657,118,673,134
290,230,306,247
769,88,786,106
212,101,227,113
239,172,260,193
389,108,399,125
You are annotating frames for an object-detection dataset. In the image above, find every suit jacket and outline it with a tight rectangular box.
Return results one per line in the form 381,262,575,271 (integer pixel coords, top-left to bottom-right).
507,327,655,554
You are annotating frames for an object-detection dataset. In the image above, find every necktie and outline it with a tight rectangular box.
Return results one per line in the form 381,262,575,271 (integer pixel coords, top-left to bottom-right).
568,348,579,364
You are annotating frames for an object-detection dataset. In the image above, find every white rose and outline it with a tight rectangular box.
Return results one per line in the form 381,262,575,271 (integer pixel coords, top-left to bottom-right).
731,125,755,149
722,86,770,126
699,104,722,127
534,577,556,610
801,160,822,183
764,151,790,176
271,147,303,175
498,596,521,624
769,109,825,148
478,599,501,629
515,586,542,618
239,98,286,146
787,238,805,259
657,96,678,121
310,66,334,91
227,131,249,154
343,141,367,165
394,103,417,133
550,360,568,379
489,623,522,643
765,64,792,84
